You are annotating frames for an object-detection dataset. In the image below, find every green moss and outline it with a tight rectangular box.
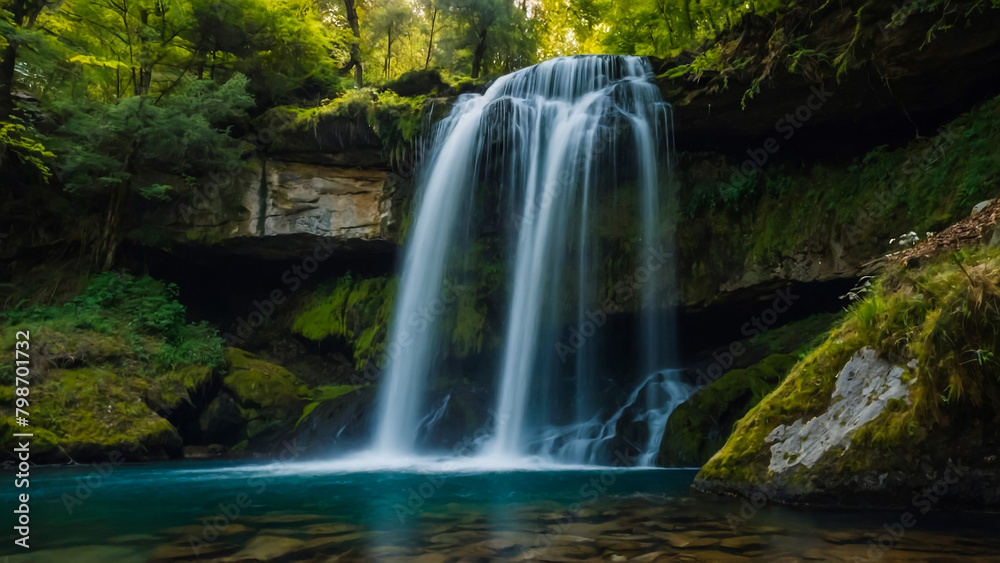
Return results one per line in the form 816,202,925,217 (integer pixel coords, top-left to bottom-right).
292,275,397,369
698,330,859,484
698,246,1000,486
680,94,1000,262
312,384,355,401
1,367,182,458
661,311,840,467
661,353,799,466
296,402,321,428
0,273,226,460
751,313,844,359
281,89,430,170
294,384,359,429
223,348,308,417
149,365,216,412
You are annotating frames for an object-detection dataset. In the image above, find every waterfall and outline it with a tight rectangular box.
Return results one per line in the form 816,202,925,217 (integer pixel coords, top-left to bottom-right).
371,55,676,466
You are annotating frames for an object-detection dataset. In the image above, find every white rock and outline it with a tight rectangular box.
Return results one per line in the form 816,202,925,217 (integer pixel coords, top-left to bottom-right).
972,199,995,215
765,348,913,474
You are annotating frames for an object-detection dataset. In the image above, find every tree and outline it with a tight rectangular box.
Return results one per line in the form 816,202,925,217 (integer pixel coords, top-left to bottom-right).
0,0,50,118
50,0,196,100
370,0,414,79
53,74,253,269
420,0,439,69
341,0,363,87
444,0,499,78
443,0,533,78
188,0,344,105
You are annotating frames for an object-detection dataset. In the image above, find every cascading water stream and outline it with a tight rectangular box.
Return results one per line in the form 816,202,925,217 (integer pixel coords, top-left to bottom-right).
370,55,677,466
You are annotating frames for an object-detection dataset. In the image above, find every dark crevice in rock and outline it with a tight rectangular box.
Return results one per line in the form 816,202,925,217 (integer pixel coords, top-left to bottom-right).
256,159,269,235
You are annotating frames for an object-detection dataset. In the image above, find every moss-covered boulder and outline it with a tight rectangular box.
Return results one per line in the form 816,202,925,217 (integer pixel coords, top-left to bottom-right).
0,272,226,463
657,313,840,467
199,392,247,446
147,365,216,414
1,368,183,463
693,246,1000,508
384,69,450,97
658,353,798,467
221,348,310,445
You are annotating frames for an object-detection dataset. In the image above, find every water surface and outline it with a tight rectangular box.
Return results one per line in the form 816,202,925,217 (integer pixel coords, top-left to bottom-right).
3,460,1000,561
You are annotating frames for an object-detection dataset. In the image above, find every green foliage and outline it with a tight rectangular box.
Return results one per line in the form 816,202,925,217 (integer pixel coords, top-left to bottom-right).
189,0,347,104
138,183,173,202
368,91,427,169
1,272,225,372
437,0,537,78
0,120,53,179
0,271,230,459
586,0,785,57
681,94,1000,261
52,74,254,194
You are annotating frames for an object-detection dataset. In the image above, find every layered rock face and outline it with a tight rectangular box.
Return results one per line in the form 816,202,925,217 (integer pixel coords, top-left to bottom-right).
149,109,408,261
262,163,387,241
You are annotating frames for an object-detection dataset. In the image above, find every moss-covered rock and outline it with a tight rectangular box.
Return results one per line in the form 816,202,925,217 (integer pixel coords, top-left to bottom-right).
658,313,841,467
0,368,183,463
0,273,226,463
147,365,216,414
222,348,310,444
286,384,378,454
291,276,397,369
384,69,450,97
199,392,247,446
694,246,1000,508
659,353,799,467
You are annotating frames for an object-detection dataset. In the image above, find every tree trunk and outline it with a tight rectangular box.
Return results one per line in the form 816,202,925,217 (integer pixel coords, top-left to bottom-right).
385,24,393,78
0,43,17,120
343,0,364,88
682,0,695,36
424,8,437,70
0,0,27,120
96,137,139,270
98,180,130,270
471,32,488,79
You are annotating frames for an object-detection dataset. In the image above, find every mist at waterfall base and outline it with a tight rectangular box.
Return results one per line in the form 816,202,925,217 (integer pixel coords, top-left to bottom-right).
328,54,686,471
